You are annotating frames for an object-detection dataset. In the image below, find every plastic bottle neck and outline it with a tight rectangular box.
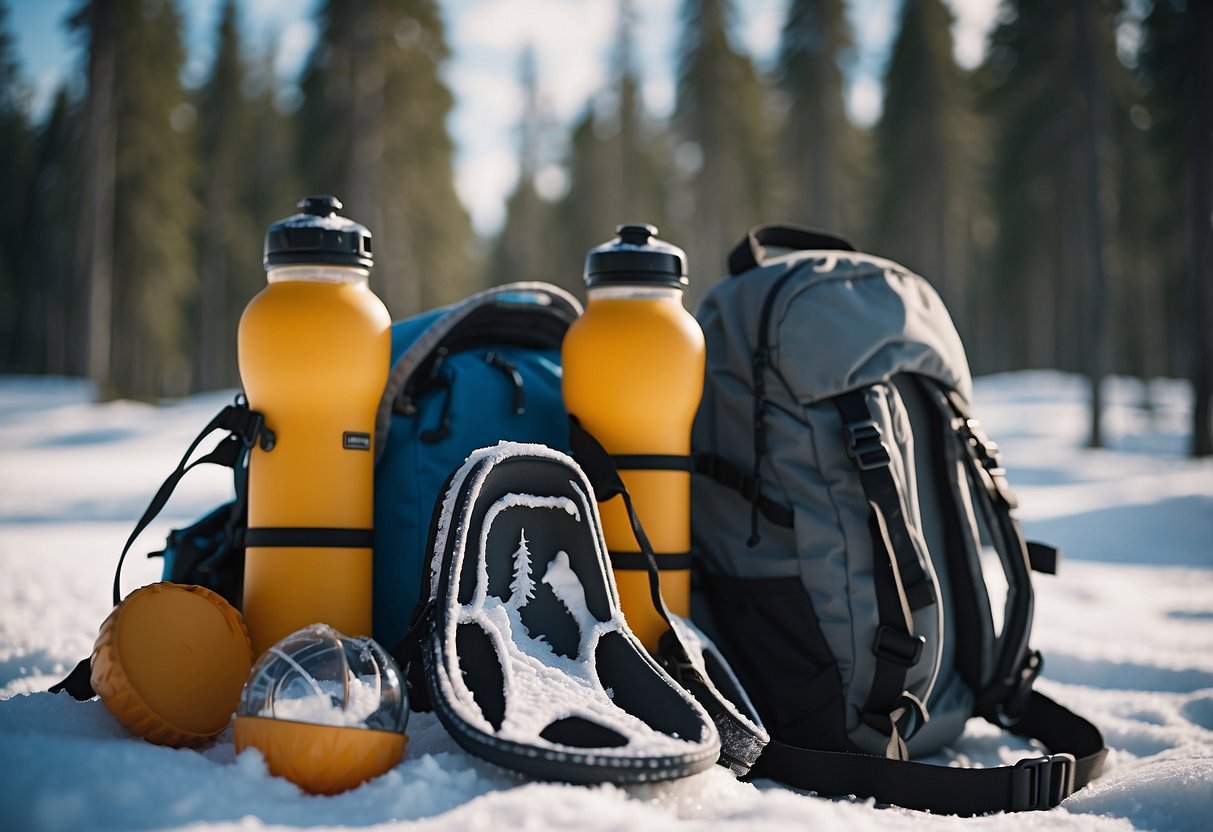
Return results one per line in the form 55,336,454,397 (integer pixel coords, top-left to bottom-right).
265,265,370,285
585,285,685,302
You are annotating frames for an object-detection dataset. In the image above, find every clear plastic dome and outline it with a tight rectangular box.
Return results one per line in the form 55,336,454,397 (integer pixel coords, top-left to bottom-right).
238,624,408,733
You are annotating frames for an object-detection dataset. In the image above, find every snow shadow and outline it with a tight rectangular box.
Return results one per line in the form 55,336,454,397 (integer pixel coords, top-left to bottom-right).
1181,694,1213,731
0,377,95,416
33,427,139,447
1167,609,1213,622
1043,653,1213,693
1022,495,1213,568
0,649,69,690
1,496,226,525
1001,465,1087,487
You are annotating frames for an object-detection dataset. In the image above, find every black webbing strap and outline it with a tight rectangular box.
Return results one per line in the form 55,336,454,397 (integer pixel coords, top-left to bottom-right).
568,415,768,774
727,223,856,276
611,458,698,570
612,454,693,472
749,689,1107,814
1027,541,1060,574
835,389,936,753
48,657,96,701
835,390,936,612
50,399,269,702
609,551,692,571
110,400,269,607
692,453,794,528
243,528,375,549
609,455,694,571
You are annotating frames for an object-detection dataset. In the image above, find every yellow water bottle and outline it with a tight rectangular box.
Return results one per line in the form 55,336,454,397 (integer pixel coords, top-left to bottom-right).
562,224,705,651
238,195,391,657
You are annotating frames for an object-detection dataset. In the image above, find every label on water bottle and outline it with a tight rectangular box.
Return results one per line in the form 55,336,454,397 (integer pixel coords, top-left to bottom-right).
343,432,372,451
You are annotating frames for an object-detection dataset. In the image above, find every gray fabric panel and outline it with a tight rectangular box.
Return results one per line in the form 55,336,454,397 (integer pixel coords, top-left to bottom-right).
759,253,970,405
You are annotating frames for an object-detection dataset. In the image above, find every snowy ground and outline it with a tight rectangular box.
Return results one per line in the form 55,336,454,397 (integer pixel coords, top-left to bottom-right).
1,371,1210,831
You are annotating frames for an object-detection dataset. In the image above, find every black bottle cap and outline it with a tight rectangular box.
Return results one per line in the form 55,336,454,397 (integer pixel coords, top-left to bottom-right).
263,195,373,270
584,223,688,288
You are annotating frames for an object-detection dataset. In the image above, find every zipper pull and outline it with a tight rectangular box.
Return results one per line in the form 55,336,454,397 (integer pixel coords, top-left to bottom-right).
485,351,526,415
420,373,454,443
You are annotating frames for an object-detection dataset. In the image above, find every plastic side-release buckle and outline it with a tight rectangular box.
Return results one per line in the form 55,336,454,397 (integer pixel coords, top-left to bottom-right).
1012,752,1077,811
845,419,891,471
872,625,926,668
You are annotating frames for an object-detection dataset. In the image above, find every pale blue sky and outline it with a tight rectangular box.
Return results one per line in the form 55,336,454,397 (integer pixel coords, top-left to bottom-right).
7,0,1000,234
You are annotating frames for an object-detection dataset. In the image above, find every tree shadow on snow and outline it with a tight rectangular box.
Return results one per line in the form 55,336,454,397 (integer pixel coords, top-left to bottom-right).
1021,495,1213,568
1043,654,1213,694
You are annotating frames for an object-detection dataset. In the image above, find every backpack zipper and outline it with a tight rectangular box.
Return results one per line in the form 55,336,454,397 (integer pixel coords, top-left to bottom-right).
485,351,526,415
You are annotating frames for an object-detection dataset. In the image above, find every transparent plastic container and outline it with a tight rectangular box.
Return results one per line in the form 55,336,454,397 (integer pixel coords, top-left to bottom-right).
238,623,408,732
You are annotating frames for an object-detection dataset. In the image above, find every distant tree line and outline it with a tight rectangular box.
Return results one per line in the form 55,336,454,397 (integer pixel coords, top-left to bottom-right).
0,0,1209,455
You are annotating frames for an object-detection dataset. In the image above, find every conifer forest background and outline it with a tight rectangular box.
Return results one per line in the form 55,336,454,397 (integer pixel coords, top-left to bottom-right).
0,0,1210,455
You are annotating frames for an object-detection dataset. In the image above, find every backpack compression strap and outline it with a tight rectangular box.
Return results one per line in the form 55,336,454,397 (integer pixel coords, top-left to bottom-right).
835,389,939,757
750,688,1106,814
49,399,270,701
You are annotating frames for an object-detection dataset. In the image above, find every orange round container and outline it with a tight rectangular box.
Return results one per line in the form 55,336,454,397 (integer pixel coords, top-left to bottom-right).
562,225,705,651
90,582,252,747
233,716,407,795
238,196,391,657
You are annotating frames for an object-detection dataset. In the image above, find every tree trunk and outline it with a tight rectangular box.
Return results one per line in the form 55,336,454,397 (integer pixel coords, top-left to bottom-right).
1074,0,1113,448
1188,2,1213,457
80,1,117,400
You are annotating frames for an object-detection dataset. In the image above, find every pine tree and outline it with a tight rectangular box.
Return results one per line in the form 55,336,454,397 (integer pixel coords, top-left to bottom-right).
0,0,35,371
871,0,981,327
980,0,1137,446
774,0,865,237
298,0,477,318
594,0,671,237
673,0,771,306
509,530,536,607
241,44,303,284
1139,0,1213,456
71,0,198,399
24,88,81,376
554,0,675,296
488,46,561,289
554,108,611,297
192,0,259,391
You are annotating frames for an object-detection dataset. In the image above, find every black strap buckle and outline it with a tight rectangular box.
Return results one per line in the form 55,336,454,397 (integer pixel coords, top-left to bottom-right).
872,625,925,668
1012,752,1077,810
845,419,891,471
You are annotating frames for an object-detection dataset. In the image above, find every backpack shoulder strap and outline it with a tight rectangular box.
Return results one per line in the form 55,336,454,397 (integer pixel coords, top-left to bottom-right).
834,387,937,757
751,689,1106,814
374,282,582,461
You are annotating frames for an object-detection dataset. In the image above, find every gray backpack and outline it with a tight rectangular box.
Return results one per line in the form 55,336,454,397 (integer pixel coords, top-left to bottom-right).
691,225,1106,814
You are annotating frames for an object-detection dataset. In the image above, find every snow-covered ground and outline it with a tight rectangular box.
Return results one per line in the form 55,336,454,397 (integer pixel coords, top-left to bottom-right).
1,371,1210,831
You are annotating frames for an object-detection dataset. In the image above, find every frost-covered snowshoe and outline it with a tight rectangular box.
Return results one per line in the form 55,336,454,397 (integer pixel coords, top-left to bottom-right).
412,441,720,783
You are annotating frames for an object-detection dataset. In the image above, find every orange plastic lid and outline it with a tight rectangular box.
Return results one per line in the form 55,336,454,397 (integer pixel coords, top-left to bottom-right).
91,582,253,747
